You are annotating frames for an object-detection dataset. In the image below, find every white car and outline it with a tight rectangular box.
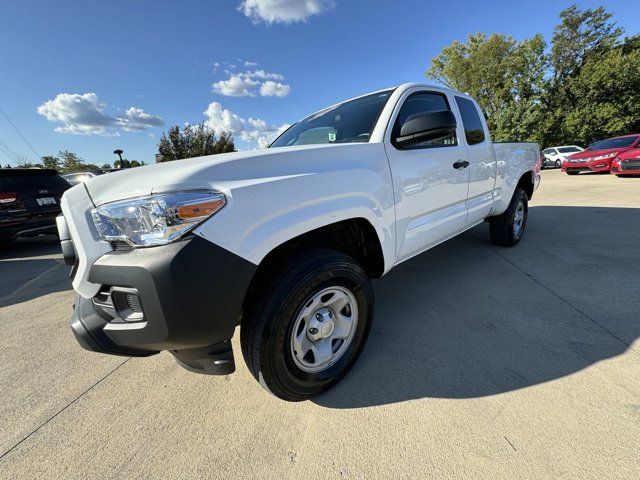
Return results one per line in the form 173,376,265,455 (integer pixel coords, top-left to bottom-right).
541,145,584,169
57,83,540,401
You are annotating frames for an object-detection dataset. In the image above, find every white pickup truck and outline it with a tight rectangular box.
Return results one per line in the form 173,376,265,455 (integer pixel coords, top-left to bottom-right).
58,83,540,401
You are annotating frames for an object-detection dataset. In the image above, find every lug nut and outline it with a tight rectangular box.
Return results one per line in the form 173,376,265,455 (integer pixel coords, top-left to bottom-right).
309,327,319,335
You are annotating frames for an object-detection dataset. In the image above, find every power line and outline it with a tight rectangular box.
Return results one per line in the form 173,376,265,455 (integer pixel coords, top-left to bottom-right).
0,106,41,160
0,138,22,163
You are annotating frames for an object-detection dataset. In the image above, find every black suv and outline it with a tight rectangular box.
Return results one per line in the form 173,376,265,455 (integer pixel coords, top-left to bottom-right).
0,168,71,242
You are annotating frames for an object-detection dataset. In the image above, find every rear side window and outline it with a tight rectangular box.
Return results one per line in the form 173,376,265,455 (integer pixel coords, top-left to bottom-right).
542,148,556,155
393,92,457,149
455,96,485,145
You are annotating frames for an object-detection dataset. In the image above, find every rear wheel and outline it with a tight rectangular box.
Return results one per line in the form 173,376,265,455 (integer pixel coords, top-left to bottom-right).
489,187,528,247
241,249,373,401
555,160,561,168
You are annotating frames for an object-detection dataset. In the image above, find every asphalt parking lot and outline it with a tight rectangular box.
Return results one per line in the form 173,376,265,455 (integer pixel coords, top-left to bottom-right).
1,169,639,479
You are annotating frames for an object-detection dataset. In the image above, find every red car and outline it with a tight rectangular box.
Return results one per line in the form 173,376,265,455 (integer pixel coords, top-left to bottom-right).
611,147,640,176
562,134,640,175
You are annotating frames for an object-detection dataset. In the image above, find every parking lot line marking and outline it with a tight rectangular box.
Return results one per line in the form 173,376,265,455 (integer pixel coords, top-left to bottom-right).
0,358,131,462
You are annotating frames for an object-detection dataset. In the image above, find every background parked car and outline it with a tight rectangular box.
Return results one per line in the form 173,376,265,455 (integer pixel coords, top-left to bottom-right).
541,145,584,169
0,168,71,242
562,134,640,175
61,169,115,186
611,147,640,177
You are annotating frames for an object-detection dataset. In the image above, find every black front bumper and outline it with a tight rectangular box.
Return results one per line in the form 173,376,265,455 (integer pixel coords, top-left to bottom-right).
70,235,257,374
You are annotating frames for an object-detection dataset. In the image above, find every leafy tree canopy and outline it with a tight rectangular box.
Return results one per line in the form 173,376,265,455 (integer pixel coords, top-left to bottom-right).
426,4,639,148
157,123,235,162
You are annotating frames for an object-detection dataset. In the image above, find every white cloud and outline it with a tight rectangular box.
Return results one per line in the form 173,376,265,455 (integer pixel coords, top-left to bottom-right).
212,73,260,97
37,92,163,135
212,69,291,98
248,69,284,81
244,60,258,67
238,0,334,24
37,93,114,136
204,101,289,148
116,107,164,131
260,80,291,97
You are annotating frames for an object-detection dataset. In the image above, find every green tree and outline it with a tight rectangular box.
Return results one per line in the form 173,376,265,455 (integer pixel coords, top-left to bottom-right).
157,123,235,162
559,35,640,145
100,163,112,169
41,155,61,170
425,4,638,148
426,33,547,143
58,150,87,172
16,160,39,168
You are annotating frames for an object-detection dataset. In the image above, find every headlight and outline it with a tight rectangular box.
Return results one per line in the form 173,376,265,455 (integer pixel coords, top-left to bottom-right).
592,153,617,161
91,190,226,247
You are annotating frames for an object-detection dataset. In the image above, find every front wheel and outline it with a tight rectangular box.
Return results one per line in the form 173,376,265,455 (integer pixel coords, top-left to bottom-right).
241,249,373,401
555,160,561,168
489,187,528,247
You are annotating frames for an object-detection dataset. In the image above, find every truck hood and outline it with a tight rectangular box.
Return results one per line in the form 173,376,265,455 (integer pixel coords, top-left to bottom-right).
81,143,382,206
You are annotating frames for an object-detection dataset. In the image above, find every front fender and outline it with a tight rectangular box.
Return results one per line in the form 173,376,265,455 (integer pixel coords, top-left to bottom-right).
194,163,396,274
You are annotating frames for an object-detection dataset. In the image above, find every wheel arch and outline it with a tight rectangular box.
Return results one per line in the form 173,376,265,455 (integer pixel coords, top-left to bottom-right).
240,217,386,318
517,170,534,200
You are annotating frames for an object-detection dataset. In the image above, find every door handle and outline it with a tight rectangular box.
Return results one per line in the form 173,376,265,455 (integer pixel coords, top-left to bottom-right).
453,160,469,169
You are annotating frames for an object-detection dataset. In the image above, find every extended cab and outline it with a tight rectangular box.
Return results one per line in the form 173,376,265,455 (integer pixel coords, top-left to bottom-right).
58,84,540,401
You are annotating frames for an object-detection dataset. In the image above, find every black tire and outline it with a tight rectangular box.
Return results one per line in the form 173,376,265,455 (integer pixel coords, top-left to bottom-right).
241,248,373,401
566,171,579,175
489,187,528,247
555,160,561,168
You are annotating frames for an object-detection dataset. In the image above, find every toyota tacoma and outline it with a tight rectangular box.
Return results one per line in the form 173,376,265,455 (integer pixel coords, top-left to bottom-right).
58,84,540,401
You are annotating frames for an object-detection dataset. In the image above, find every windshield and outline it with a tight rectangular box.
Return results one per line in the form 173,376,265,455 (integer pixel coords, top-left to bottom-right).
270,90,394,148
587,136,638,150
557,146,581,153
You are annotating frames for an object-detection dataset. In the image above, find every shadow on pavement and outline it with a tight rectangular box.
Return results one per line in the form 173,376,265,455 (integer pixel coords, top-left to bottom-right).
315,206,640,408
0,236,71,307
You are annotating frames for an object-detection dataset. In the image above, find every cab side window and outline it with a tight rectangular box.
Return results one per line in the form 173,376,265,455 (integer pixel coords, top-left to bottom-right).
455,96,486,145
393,92,457,149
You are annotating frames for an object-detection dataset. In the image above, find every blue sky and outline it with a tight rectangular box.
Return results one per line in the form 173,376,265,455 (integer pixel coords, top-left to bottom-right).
1,0,638,166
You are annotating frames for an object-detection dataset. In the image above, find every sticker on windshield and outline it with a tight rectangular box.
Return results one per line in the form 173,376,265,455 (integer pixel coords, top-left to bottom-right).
328,132,336,142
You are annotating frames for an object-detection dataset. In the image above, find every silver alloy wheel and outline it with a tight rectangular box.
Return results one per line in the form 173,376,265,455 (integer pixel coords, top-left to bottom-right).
513,200,525,238
290,286,359,373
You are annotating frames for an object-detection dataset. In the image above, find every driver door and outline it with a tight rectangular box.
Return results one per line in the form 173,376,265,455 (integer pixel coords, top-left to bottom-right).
385,90,470,262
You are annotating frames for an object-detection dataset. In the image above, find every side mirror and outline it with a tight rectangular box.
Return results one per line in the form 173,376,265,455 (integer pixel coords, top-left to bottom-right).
395,110,457,147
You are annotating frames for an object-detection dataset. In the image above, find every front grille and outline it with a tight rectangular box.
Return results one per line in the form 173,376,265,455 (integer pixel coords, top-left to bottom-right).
621,159,640,171
111,240,133,251
567,167,591,171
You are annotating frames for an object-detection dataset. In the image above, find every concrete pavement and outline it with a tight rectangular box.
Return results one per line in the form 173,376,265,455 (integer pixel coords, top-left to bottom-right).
1,169,639,479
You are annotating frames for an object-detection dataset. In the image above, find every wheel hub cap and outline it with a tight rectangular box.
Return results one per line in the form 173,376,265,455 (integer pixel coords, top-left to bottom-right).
307,308,335,342
290,286,359,373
